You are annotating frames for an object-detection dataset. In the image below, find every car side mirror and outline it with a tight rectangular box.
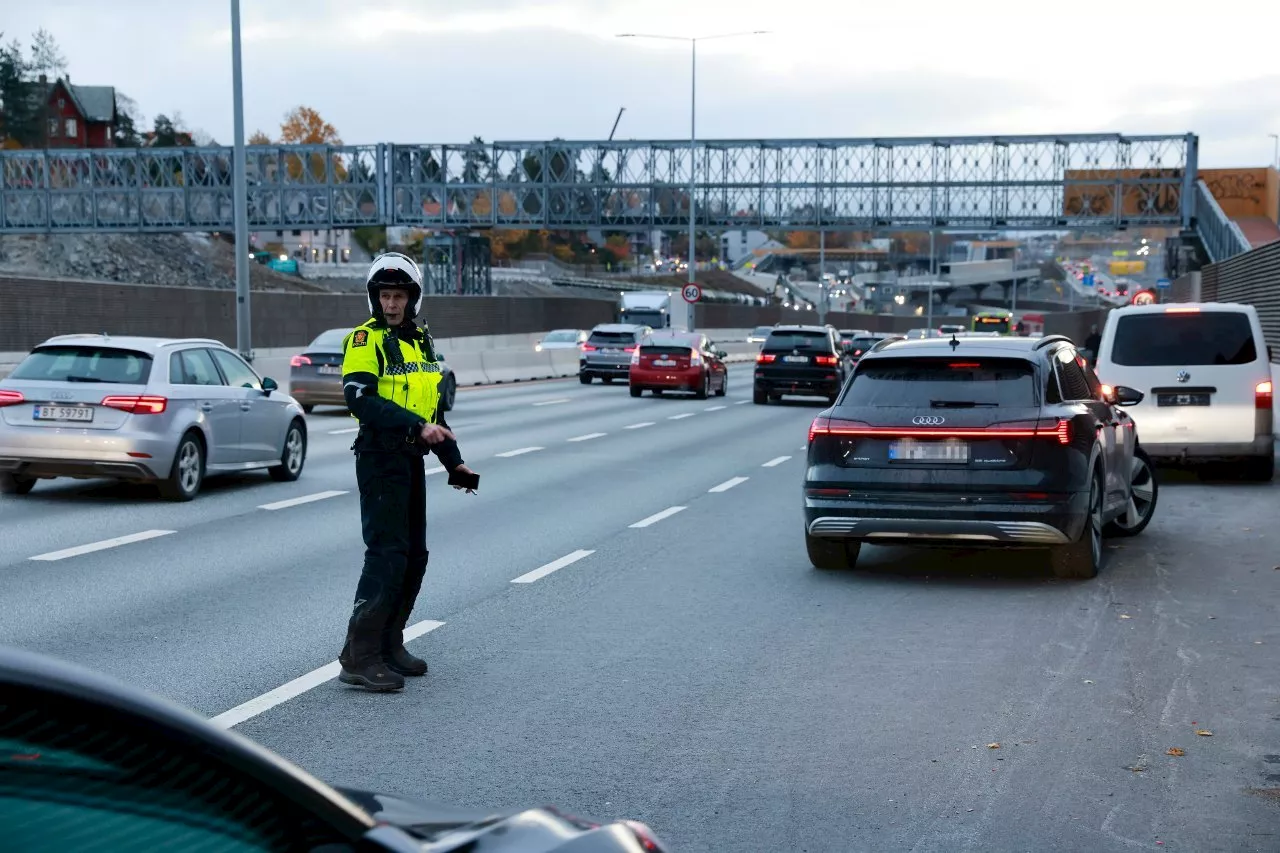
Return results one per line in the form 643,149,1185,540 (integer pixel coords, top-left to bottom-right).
1111,385,1144,406
261,376,278,394
716,349,727,359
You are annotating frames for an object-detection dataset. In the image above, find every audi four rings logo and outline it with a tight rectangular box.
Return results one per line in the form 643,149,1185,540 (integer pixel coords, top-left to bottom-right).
912,416,946,425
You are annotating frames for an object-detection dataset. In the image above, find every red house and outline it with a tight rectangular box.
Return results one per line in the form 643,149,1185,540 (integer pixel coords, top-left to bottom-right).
42,75,118,148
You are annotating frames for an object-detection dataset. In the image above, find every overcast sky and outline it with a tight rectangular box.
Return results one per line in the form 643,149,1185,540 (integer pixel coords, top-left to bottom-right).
8,0,1279,167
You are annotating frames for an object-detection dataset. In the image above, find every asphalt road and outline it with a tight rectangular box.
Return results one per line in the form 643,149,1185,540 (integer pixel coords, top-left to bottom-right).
2,364,1278,852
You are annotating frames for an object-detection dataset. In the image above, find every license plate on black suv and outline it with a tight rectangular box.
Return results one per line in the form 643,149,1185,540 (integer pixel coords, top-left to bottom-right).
888,438,969,463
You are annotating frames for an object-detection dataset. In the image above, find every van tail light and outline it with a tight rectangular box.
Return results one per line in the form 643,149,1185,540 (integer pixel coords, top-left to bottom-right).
757,353,777,364
814,355,838,366
1257,380,1273,410
808,416,1071,444
0,390,24,407
290,354,311,367
101,395,168,415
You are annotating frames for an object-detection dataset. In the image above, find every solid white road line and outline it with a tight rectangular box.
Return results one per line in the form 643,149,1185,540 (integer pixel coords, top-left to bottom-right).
709,476,749,493
495,446,543,458
209,620,446,729
258,490,348,511
511,549,595,584
30,529,176,562
532,398,571,407
630,506,686,528
567,432,606,443
328,427,359,435
669,413,695,420
706,405,727,411
624,421,655,430
735,400,751,405
763,456,792,467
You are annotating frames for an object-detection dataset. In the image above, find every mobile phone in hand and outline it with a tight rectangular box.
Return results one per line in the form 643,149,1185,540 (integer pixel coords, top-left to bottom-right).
448,469,480,491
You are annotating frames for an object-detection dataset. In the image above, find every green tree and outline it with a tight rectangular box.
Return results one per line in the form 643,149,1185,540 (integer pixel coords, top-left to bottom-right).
0,36,38,147
112,92,142,147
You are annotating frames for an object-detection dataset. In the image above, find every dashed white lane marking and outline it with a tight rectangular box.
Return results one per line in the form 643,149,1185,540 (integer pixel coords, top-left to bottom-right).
624,421,655,430
706,405,727,411
511,549,595,584
763,456,791,467
495,446,543,458
30,529,176,562
210,620,446,729
630,506,687,528
328,426,359,435
800,444,808,451
735,400,751,405
567,432,607,443
533,398,571,407
259,490,348,511
669,413,695,420
709,476,749,493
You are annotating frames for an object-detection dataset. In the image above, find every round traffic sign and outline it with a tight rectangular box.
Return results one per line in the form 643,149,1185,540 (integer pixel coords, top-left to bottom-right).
681,283,702,303
1131,289,1156,306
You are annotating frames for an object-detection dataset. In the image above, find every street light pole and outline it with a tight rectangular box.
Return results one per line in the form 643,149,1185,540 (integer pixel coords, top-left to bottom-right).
616,30,769,333
230,0,251,359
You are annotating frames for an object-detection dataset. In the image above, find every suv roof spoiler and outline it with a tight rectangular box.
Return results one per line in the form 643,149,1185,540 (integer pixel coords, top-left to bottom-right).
1032,334,1074,350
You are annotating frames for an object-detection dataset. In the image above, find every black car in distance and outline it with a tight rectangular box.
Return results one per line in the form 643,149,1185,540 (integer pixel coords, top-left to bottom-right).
804,334,1159,579
754,325,850,405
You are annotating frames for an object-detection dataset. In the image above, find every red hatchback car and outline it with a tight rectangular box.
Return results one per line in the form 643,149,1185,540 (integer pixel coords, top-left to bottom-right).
629,332,729,399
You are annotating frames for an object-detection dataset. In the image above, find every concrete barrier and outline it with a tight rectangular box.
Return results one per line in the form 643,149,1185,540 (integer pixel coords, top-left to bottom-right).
547,349,581,378
479,349,555,384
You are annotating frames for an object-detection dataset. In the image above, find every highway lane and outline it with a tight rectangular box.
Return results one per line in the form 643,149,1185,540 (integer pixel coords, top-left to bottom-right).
0,363,811,713
3,361,1279,850
0,365,754,558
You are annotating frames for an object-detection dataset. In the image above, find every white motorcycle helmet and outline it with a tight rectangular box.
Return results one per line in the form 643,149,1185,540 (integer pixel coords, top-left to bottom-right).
366,252,423,321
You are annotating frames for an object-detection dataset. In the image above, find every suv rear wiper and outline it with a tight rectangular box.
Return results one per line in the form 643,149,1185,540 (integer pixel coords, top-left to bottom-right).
63,375,106,383
930,399,998,408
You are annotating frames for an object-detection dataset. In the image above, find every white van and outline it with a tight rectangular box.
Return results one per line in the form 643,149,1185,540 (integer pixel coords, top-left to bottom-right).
1095,302,1274,481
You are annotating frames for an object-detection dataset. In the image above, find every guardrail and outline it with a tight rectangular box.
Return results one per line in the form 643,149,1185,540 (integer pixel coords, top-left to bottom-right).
1194,180,1251,263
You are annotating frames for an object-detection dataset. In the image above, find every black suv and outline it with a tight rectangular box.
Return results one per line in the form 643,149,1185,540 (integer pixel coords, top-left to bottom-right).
803,334,1159,579
754,325,849,405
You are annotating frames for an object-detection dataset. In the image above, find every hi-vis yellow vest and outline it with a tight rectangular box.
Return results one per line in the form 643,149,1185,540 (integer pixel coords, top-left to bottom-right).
341,320,443,423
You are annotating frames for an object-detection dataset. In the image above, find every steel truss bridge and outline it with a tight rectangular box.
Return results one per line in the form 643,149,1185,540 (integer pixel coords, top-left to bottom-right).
0,133,1198,235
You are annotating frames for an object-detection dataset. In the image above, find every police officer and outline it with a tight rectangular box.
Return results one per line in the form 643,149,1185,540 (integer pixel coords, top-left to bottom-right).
338,252,477,692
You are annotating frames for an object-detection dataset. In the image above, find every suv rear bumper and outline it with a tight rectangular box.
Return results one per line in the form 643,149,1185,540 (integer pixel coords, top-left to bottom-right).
580,362,631,379
755,373,841,397
803,492,1088,547
1143,435,1274,462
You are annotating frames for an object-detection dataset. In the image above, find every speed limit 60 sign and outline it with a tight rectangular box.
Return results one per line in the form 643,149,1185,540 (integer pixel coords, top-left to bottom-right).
682,283,702,303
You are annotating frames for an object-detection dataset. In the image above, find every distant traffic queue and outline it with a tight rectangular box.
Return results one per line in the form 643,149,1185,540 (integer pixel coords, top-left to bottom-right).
969,309,1044,336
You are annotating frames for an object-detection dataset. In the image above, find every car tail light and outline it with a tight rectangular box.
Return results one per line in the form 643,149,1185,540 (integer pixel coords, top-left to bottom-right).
101,395,168,415
757,353,776,364
1164,305,1200,313
581,344,597,352
290,354,311,367
809,416,1071,444
0,390,24,407
630,348,641,366
814,355,838,366
948,362,980,368
690,350,702,366
624,345,638,353
1257,380,1273,410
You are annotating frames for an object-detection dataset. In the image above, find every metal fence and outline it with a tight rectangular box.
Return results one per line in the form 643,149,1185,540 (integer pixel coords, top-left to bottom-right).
1193,180,1252,263
1167,240,1280,358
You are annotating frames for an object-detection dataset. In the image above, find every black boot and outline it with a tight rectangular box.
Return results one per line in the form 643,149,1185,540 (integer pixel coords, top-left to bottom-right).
382,553,428,677
340,601,405,692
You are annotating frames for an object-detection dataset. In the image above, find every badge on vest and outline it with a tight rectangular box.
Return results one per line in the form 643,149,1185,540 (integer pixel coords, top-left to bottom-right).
352,329,369,348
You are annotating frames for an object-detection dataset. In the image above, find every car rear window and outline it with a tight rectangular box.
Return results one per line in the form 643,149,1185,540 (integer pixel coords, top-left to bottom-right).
842,357,1037,407
641,341,693,355
764,331,831,351
589,331,636,345
10,346,154,384
1110,312,1258,366
308,329,348,349
543,330,579,342
752,326,772,335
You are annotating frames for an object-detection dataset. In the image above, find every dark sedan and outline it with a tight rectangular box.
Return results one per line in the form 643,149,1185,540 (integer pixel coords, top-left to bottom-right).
0,646,669,852
289,328,457,414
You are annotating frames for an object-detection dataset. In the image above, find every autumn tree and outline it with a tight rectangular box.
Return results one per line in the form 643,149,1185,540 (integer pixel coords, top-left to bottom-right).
248,130,272,145
278,105,343,181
